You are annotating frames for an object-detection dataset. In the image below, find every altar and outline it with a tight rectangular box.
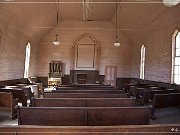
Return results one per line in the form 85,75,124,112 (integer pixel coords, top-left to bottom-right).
70,70,100,84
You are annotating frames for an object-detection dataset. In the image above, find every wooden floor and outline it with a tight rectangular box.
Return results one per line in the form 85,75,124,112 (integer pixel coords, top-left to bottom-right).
0,106,180,126
151,107,180,124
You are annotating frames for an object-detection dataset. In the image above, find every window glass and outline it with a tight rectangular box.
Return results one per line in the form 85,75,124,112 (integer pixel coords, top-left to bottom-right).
24,42,30,78
140,45,145,79
172,31,180,84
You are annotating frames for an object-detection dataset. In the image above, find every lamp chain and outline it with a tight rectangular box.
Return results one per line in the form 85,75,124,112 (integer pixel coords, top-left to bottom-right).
116,0,118,41
56,0,59,37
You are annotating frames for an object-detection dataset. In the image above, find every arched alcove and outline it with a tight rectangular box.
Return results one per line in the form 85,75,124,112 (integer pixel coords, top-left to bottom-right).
71,33,101,70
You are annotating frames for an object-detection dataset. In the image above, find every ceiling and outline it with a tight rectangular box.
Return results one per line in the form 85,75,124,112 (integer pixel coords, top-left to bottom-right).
0,0,179,43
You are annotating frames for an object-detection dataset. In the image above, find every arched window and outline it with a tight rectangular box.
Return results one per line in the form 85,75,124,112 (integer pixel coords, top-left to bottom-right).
140,45,145,79
172,29,180,84
24,42,31,78
72,33,100,70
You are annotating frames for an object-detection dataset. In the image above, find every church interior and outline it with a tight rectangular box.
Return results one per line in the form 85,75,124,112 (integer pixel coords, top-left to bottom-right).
0,0,180,134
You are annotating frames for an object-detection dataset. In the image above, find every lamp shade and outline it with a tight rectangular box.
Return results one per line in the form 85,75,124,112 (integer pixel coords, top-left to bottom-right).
53,40,60,46
114,42,120,47
163,0,180,7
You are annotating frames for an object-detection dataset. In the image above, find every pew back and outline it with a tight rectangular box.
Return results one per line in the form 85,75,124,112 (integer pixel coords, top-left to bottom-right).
142,89,177,105
43,93,128,98
0,124,179,135
0,88,27,106
52,90,124,94
17,106,151,126
32,98,136,107
33,98,84,107
56,85,115,90
153,93,180,108
5,85,34,100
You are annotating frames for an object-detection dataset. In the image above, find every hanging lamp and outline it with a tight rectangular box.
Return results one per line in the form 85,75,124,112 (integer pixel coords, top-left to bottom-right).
114,0,120,47
53,0,60,45
163,0,180,7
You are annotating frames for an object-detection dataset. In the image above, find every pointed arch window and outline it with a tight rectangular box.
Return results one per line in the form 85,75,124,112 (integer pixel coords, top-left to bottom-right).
72,33,100,70
172,30,180,84
140,45,145,79
24,42,31,78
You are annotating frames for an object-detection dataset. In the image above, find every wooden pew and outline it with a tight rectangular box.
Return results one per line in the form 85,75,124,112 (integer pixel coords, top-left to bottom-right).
128,86,162,98
124,83,155,92
5,85,34,101
140,89,177,105
0,88,27,106
0,92,18,119
56,87,119,90
56,85,115,90
15,83,40,97
5,85,35,106
28,77,44,94
17,106,151,126
153,93,180,108
51,90,124,94
32,98,136,107
128,85,173,100
128,85,138,97
0,124,180,135
58,84,110,87
43,93,128,98
128,85,153,97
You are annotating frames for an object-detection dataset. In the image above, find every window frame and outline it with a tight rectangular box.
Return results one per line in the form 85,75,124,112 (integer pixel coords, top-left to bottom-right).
171,29,180,84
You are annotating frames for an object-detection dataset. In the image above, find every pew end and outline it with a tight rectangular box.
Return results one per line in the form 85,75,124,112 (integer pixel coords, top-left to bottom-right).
0,92,18,120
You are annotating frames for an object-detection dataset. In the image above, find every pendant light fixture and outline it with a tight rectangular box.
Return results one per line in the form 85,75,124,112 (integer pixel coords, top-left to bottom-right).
163,0,180,7
53,0,60,45
114,0,120,47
